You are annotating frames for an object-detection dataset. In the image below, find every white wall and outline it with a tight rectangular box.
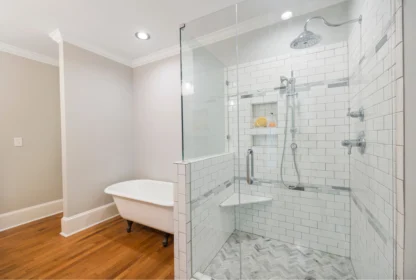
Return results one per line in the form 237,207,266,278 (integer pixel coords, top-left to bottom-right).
132,55,182,182
403,0,416,278
61,42,134,217
0,51,62,214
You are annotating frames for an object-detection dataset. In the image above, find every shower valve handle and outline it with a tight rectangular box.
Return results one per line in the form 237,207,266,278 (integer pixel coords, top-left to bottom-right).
347,107,365,121
341,131,366,155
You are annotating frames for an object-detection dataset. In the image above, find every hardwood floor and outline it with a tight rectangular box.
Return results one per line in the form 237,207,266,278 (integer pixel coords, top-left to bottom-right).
0,214,174,279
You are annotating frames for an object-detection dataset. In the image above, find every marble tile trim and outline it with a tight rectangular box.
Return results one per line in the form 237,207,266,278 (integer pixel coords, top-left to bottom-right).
191,179,233,210
235,177,350,195
238,77,349,98
375,34,388,53
351,192,390,245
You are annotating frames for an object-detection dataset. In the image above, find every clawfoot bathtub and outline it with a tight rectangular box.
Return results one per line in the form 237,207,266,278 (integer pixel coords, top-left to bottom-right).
104,180,174,247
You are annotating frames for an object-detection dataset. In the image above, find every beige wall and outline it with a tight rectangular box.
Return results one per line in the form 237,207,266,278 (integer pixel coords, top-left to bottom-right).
0,51,62,214
133,56,182,182
61,42,135,217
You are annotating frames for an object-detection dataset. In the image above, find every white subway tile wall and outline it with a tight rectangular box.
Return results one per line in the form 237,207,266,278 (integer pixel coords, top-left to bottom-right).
225,41,352,256
348,0,403,279
227,41,350,188
190,153,235,273
236,182,351,256
174,162,192,280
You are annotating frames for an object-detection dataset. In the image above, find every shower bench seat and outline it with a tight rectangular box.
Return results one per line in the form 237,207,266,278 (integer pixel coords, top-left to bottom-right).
220,193,272,207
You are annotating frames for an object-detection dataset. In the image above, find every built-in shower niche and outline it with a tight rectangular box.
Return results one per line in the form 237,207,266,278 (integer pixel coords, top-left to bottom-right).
247,99,279,151
238,96,280,183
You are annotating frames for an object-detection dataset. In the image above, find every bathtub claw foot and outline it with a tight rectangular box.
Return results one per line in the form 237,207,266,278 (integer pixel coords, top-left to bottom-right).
126,220,133,233
163,233,170,247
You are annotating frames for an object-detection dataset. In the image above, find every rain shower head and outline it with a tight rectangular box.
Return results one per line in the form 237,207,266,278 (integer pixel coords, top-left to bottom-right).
290,30,321,49
290,15,362,50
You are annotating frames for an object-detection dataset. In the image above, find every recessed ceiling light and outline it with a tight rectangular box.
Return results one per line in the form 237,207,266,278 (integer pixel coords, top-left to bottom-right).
135,32,150,40
281,11,293,20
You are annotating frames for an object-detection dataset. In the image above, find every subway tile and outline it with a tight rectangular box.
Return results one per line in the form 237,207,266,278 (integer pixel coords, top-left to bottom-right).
318,236,338,247
302,233,318,242
310,228,345,241
327,245,346,256
302,219,318,228
336,225,350,234
310,242,327,251
318,222,336,231
310,213,323,222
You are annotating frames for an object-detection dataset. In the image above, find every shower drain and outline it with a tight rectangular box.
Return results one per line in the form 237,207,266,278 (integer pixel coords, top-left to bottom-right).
305,276,316,280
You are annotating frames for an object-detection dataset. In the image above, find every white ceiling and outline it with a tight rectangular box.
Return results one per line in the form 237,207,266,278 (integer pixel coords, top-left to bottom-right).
0,0,347,67
0,0,244,64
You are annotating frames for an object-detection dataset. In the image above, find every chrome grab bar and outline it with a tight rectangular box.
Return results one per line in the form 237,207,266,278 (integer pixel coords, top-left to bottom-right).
246,149,254,185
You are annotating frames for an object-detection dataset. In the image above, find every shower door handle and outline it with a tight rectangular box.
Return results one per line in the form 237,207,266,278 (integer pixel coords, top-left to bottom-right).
246,149,254,185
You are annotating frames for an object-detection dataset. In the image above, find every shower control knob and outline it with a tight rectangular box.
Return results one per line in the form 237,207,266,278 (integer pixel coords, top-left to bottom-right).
341,131,366,155
347,107,365,121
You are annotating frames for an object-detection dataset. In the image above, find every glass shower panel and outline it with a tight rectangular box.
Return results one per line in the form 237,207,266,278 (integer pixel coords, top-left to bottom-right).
180,5,240,278
181,29,227,160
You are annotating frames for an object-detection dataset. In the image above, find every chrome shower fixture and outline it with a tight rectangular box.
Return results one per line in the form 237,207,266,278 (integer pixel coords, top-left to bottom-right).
347,107,365,122
290,15,362,49
280,74,297,96
280,76,289,85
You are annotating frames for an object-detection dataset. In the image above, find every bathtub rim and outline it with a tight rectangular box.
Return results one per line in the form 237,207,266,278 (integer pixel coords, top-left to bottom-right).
104,179,174,207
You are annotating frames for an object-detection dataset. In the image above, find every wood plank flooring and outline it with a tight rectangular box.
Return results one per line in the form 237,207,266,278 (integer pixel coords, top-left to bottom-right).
0,214,174,279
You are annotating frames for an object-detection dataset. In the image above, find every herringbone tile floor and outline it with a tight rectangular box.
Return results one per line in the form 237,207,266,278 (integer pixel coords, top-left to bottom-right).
203,232,356,280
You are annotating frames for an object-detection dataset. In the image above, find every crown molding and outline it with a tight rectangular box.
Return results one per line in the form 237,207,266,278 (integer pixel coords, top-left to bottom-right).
49,28,132,67
131,44,180,68
0,41,58,66
63,36,132,67
3,20,261,69
131,12,276,68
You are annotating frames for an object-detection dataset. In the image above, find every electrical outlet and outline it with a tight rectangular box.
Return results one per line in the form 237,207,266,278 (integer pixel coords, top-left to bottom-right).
13,137,23,147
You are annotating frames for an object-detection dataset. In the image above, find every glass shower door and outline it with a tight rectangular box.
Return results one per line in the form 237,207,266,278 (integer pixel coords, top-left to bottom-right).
234,0,358,279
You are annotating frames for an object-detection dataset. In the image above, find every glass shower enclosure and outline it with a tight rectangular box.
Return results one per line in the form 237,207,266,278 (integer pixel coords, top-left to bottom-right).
180,0,401,279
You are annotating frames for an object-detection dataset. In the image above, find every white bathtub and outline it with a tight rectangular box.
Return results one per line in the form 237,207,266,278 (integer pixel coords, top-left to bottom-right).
104,180,174,235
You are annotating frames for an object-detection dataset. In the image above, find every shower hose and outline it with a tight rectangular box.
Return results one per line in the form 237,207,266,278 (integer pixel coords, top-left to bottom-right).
280,95,301,189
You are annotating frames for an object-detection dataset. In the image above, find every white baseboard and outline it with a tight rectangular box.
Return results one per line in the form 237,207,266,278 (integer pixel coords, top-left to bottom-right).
60,202,119,237
0,199,63,232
